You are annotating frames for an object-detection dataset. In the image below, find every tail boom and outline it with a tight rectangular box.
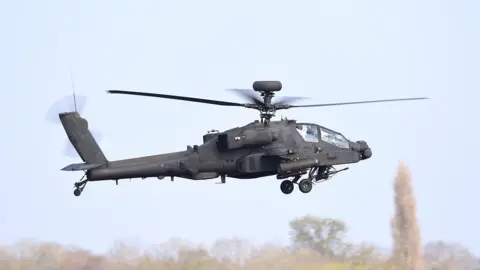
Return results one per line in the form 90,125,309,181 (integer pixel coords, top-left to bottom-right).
85,154,238,181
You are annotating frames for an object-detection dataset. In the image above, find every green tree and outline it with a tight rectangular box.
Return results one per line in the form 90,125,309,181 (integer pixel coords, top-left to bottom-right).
289,215,350,260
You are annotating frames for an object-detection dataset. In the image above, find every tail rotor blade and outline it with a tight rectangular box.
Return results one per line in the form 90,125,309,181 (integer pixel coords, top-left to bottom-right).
46,94,105,158
91,130,103,142
62,129,103,158
63,143,79,158
45,95,87,123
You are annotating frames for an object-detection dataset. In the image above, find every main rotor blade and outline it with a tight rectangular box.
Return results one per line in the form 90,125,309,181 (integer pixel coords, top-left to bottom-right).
226,88,264,105
274,96,309,105
107,90,245,107
288,97,429,108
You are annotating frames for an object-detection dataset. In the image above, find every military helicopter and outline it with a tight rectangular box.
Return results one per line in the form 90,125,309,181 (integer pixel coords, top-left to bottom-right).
55,81,428,196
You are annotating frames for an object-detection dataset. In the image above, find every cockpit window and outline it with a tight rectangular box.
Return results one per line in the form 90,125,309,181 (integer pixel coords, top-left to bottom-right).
296,124,320,143
319,127,349,148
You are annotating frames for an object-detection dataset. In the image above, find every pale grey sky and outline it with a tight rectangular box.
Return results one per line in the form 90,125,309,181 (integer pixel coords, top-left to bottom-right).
1,0,479,255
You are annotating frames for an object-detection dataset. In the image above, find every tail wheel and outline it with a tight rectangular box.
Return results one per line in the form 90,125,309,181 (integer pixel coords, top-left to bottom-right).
73,189,82,196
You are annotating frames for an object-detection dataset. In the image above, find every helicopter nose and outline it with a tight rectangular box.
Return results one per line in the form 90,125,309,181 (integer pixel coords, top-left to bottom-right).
357,140,372,159
362,147,372,159
350,140,372,160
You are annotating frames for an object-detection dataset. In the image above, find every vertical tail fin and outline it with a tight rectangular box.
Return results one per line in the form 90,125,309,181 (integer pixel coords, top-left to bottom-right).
59,112,107,164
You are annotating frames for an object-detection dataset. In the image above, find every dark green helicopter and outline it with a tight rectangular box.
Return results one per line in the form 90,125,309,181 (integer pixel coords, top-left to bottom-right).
50,81,428,196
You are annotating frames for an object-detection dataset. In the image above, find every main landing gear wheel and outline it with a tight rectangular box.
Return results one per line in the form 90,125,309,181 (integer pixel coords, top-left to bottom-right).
280,180,294,194
298,179,313,193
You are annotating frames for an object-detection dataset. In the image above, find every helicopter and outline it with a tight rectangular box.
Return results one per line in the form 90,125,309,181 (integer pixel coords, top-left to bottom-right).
56,81,428,196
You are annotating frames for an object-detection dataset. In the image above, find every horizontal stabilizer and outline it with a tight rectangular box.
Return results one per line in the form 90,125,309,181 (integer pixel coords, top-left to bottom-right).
61,163,104,171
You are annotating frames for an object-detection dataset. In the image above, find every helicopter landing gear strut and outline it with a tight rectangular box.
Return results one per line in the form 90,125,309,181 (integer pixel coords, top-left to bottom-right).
73,174,88,196
279,166,349,194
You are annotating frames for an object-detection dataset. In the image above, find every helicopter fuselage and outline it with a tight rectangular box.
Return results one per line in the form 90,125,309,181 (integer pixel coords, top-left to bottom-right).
82,118,371,182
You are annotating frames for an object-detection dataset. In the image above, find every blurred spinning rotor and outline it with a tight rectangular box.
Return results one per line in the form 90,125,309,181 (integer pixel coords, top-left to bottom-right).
45,95,103,158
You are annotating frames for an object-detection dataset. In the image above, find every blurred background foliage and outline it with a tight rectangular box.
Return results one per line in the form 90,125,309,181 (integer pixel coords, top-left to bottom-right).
1,164,477,269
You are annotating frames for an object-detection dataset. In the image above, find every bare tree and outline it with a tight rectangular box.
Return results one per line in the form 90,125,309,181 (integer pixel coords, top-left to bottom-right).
423,241,479,270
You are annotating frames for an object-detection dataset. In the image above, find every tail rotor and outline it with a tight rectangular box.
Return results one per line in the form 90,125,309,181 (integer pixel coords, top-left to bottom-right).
46,95,103,158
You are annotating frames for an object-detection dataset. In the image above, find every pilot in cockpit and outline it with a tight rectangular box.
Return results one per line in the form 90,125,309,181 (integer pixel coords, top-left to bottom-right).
305,125,318,141
297,124,319,142
296,125,307,138
306,125,317,135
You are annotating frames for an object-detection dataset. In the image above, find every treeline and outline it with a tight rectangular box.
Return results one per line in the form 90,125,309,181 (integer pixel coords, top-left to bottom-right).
0,222,477,269
1,163,478,269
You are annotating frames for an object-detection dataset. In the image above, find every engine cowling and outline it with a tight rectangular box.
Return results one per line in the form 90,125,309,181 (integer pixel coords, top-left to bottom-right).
216,128,277,151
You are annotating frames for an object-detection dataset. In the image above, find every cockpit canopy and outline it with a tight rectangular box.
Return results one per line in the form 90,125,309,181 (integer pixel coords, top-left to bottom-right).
295,123,349,149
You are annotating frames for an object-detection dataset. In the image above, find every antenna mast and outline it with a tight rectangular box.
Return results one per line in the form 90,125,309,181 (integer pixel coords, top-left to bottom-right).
69,68,77,112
